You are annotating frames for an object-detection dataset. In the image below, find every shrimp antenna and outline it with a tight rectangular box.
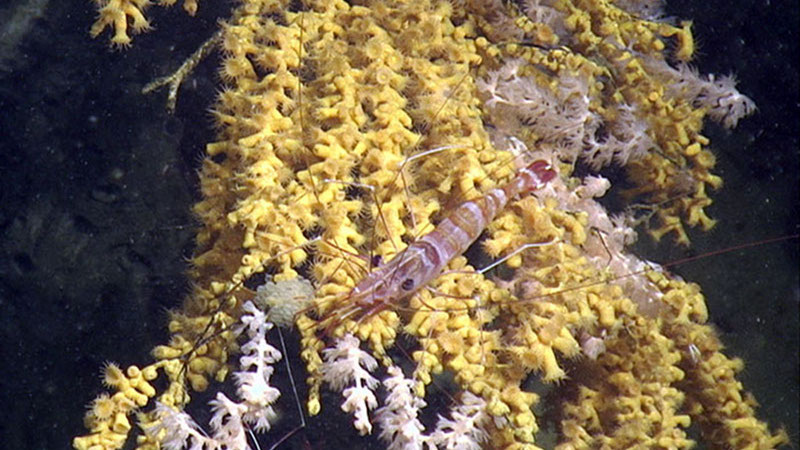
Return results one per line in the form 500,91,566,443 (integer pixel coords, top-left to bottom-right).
266,327,306,450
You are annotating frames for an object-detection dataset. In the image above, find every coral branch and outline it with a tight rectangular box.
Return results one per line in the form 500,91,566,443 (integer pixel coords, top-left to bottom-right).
77,1,786,449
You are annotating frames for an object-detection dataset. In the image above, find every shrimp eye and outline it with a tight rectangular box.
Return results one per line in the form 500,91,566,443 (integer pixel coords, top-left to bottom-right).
401,278,415,291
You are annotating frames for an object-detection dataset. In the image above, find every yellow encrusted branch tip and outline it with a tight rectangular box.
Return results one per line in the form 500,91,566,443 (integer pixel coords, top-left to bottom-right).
91,0,199,46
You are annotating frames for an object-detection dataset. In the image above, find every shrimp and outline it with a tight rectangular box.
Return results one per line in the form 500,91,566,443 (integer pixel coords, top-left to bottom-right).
319,159,557,329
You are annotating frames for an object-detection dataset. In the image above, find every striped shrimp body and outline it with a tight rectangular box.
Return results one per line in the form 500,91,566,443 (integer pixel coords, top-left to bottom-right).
320,159,557,330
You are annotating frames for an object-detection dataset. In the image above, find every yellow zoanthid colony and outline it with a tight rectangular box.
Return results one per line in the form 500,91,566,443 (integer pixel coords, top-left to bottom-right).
75,0,786,449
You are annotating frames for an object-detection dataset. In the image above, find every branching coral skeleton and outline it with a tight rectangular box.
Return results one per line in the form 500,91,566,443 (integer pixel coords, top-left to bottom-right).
74,1,788,449
144,301,284,449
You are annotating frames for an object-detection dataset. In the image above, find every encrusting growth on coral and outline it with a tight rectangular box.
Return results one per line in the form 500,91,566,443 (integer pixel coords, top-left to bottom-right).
77,0,787,449
90,0,200,47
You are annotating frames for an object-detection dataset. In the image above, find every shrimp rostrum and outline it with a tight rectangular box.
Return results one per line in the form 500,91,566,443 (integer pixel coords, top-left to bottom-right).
316,159,557,333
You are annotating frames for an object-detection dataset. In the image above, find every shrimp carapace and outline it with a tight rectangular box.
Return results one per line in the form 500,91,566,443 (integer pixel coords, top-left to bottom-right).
317,160,557,332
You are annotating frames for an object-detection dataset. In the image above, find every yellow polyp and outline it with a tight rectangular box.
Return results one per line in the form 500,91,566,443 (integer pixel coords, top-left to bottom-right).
540,347,566,382
596,302,617,328
447,314,472,330
111,412,131,434
685,142,702,156
186,372,208,392
133,378,156,399
514,410,534,428
122,387,149,407
140,364,158,381
90,394,117,420
187,356,218,375
209,281,227,295
553,333,581,357
308,397,321,416
695,149,717,168
674,21,696,62
487,398,511,416
102,363,126,388
652,39,665,51
449,353,468,372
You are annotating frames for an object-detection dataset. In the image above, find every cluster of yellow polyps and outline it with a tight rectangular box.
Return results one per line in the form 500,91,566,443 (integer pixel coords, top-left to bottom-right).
77,0,786,449
74,364,155,449
90,0,199,47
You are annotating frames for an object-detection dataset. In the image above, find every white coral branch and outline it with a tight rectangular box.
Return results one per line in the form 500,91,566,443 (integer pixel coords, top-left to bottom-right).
321,334,380,435
698,72,756,128
146,300,283,449
477,59,602,164
234,302,282,431
147,402,217,450
429,392,490,450
375,366,427,450
640,57,756,129
209,393,249,448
